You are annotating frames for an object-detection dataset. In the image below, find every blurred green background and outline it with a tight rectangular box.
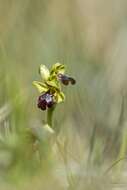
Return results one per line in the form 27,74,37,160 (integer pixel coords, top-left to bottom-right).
0,0,127,189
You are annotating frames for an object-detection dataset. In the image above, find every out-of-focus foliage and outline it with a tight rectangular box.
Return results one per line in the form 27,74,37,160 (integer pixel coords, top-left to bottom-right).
0,0,127,189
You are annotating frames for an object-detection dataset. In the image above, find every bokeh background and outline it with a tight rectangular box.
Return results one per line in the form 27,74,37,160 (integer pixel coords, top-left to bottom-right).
0,0,127,189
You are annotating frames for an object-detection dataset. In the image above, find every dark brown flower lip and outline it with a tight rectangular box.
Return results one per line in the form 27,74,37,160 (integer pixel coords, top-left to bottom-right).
57,73,76,85
68,77,76,85
37,92,55,111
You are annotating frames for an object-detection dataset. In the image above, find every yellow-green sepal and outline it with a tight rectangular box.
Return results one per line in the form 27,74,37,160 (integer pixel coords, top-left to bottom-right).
33,81,48,93
39,64,50,81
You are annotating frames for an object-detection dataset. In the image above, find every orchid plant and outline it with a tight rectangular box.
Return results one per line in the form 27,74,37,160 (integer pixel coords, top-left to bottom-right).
33,63,76,129
32,63,76,187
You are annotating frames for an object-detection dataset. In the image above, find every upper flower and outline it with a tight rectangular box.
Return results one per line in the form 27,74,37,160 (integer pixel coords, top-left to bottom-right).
33,63,76,110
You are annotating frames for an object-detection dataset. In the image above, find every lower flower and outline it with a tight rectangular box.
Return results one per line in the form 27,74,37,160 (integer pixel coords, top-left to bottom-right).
37,92,55,110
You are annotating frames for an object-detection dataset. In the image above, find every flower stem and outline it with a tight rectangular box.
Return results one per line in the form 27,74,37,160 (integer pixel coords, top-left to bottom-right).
47,106,55,127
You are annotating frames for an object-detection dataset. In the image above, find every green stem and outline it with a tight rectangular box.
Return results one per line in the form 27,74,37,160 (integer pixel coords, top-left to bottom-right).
47,106,55,127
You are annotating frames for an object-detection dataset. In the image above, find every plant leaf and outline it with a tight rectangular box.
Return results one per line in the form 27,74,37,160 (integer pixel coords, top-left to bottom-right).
30,124,54,142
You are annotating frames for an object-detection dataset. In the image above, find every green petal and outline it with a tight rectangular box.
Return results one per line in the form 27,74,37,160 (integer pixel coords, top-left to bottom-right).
57,92,65,103
46,79,60,90
50,63,65,75
33,81,48,93
39,64,50,80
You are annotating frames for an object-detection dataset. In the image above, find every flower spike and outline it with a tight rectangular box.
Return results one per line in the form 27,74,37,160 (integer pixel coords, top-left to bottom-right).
33,63,76,111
